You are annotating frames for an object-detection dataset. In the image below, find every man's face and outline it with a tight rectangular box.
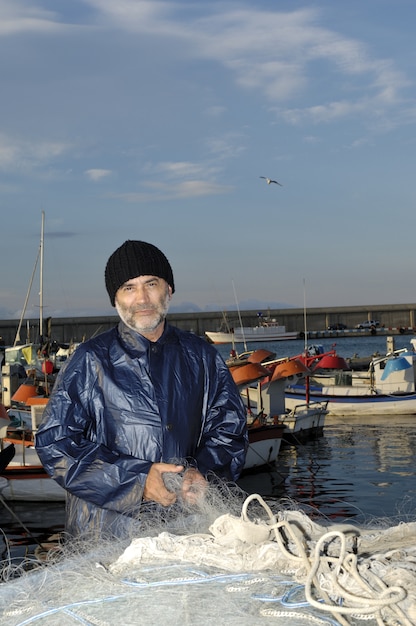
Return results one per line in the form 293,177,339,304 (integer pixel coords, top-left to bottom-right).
115,275,172,339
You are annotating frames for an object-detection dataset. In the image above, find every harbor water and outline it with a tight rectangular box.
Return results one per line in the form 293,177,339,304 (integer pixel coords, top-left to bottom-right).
223,333,416,522
1,334,416,559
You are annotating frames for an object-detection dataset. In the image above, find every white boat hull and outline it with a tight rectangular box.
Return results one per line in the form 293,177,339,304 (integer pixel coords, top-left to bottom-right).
285,386,416,417
244,424,283,471
0,442,66,501
0,474,66,501
206,328,299,344
280,404,327,440
284,344,416,417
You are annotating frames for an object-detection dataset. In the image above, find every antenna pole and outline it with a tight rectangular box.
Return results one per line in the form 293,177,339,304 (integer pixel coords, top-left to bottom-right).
232,279,247,352
39,210,45,342
303,278,308,353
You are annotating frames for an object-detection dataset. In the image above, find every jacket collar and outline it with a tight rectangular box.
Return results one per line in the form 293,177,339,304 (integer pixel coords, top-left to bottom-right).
117,320,178,354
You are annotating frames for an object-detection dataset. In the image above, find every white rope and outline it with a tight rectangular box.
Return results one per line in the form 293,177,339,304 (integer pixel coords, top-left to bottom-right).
304,530,410,623
3,489,414,626
259,609,337,624
243,495,413,625
110,493,414,624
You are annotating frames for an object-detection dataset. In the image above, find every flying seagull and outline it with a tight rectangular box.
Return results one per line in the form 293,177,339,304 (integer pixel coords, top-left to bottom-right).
260,176,282,186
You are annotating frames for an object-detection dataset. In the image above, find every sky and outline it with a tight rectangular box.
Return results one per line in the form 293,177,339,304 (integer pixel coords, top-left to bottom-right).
1,0,416,320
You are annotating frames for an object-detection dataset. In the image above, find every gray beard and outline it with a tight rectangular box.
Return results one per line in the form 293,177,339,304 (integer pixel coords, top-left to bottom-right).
115,301,169,335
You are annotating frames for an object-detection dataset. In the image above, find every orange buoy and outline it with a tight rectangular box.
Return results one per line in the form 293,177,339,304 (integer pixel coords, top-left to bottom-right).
271,358,310,382
26,396,49,406
247,349,275,364
11,381,38,404
230,362,270,387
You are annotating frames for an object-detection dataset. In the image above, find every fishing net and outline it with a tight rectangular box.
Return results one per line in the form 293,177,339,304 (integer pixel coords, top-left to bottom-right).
0,475,415,626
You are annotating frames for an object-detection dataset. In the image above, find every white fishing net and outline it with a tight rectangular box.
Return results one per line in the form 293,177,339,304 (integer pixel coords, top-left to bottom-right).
0,476,415,626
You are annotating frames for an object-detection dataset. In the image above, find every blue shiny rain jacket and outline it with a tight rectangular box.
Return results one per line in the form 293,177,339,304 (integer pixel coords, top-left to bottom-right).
35,322,248,536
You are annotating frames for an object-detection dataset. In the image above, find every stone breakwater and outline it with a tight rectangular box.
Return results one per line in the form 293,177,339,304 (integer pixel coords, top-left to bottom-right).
1,303,416,345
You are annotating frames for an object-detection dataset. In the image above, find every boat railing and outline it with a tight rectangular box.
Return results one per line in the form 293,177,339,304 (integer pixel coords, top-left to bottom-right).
372,347,410,367
288,400,329,415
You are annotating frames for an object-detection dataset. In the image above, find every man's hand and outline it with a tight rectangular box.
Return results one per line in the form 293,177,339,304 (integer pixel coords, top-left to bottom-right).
181,467,207,505
143,464,207,507
143,463,184,506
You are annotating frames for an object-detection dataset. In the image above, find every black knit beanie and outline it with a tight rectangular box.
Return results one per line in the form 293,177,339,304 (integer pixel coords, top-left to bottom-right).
105,240,175,306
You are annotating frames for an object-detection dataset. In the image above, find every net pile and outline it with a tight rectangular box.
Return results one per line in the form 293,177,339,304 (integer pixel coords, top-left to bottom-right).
0,478,415,626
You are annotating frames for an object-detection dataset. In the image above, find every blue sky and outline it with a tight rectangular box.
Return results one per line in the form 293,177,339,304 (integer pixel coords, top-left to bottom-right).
1,0,415,320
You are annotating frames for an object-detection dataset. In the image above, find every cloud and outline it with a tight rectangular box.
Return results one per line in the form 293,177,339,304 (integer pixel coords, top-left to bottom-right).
0,133,71,172
0,0,67,36
280,100,368,125
0,0,413,192
206,134,246,161
153,161,210,179
80,1,410,128
136,160,229,200
85,168,112,182
170,180,231,198
110,180,232,203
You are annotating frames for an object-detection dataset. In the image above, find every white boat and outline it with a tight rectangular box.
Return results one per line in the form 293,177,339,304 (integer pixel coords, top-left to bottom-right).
230,354,327,471
0,213,71,502
0,344,70,501
0,442,66,501
206,319,299,344
244,420,284,471
0,402,66,501
229,360,284,471
238,358,328,443
285,337,416,417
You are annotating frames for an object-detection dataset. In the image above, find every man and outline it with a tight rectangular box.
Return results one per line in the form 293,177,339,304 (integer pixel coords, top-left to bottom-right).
35,240,247,538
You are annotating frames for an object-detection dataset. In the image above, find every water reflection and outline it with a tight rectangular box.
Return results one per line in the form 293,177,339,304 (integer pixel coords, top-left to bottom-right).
238,415,416,523
215,333,414,363
2,414,416,564
0,501,65,567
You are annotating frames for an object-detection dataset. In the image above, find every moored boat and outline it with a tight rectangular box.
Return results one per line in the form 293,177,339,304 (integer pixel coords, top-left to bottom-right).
0,401,66,501
285,337,416,416
229,353,328,471
239,357,328,443
230,361,285,472
206,320,299,344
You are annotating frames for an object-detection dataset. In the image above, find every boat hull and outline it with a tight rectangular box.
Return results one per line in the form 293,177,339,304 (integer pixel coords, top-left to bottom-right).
0,470,66,501
0,439,66,501
280,404,327,442
285,385,416,417
206,329,299,344
244,424,283,471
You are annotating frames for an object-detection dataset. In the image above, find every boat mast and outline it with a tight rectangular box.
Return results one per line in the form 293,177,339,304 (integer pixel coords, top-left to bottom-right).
303,278,310,405
232,279,247,352
303,278,308,353
13,215,43,347
39,210,44,343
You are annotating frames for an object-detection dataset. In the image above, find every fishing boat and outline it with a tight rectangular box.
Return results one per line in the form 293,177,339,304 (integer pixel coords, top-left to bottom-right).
1,212,56,405
0,213,66,501
0,341,70,500
0,442,15,473
0,401,66,501
284,336,416,416
230,360,285,471
206,319,299,344
230,352,328,468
